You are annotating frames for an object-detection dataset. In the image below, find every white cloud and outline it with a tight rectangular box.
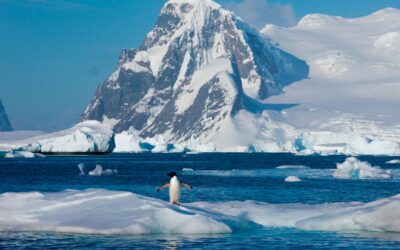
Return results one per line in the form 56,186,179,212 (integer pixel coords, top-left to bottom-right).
225,0,297,28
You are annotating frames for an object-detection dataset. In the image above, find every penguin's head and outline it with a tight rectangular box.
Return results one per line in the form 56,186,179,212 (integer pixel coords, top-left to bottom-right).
168,172,177,177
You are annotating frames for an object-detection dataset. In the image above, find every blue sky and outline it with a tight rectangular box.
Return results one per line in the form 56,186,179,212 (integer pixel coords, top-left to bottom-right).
1,0,399,131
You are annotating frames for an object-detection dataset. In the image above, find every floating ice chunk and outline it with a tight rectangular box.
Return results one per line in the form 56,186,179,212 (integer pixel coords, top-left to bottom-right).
5,150,45,158
276,165,310,169
333,157,392,179
182,168,194,172
0,189,231,235
77,163,85,175
284,176,302,182
88,164,118,176
386,159,400,164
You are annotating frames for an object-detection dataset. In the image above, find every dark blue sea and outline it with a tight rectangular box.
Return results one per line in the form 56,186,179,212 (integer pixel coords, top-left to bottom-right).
1,153,400,249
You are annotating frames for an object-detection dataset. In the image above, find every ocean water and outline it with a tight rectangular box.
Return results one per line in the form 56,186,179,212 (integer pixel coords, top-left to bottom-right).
1,153,400,249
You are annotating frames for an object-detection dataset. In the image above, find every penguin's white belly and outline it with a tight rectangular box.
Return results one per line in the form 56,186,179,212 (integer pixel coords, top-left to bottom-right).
169,177,181,203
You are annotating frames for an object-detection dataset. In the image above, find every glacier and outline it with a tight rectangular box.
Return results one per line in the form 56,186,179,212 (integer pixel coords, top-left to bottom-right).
260,8,400,155
1,189,400,235
0,121,114,154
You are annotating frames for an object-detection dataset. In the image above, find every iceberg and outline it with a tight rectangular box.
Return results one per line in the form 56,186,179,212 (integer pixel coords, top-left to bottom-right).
333,157,392,179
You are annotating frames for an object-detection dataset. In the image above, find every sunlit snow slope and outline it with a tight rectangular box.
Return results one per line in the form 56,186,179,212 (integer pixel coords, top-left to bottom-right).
260,9,400,154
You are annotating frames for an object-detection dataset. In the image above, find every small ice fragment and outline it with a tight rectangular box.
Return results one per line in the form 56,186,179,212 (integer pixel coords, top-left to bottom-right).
285,176,302,182
89,164,117,176
182,168,194,171
386,159,400,164
276,165,310,169
77,163,85,175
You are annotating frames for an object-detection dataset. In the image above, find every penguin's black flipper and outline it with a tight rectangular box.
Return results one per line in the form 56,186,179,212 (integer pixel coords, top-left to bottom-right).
157,183,170,192
181,183,192,189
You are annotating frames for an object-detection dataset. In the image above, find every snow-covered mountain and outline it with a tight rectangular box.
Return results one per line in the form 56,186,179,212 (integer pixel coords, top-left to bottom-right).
82,0,308,149
13,3,394,155
0,99,12,132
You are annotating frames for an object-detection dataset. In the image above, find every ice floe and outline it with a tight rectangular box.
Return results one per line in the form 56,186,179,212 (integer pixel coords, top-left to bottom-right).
1,189,398,235
333,157,392,179
0,189,230,235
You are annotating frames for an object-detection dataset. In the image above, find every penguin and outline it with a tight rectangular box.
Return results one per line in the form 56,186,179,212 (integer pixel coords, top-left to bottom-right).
157,171,192,205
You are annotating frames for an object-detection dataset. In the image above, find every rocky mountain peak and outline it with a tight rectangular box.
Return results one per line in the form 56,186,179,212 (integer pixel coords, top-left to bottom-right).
82,0,308,145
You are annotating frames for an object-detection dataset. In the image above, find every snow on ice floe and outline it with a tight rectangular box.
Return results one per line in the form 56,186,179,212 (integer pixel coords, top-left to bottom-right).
333,157,392,179
196,194,400,233
284,176,302,182
1,189,400,235
0,189,231,235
